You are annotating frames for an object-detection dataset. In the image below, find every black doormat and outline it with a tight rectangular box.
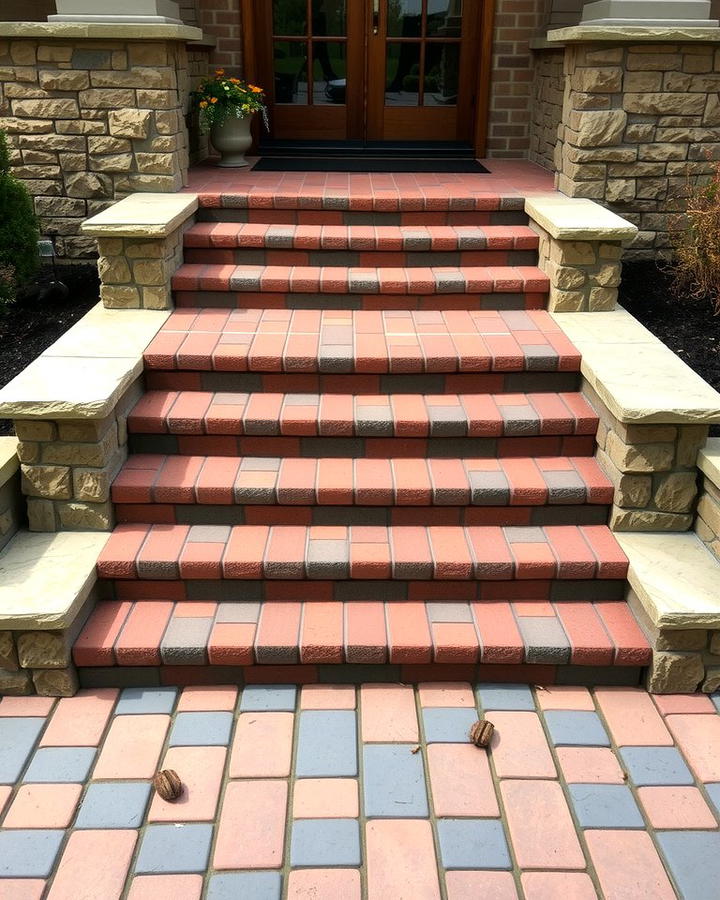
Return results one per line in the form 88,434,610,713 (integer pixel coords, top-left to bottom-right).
251,156,489,173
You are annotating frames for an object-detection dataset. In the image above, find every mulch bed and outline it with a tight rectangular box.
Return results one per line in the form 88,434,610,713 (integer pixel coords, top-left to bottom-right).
0,265,99,436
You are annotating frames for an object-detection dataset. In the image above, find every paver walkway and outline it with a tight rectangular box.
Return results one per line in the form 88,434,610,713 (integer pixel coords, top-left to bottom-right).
1,684,719,899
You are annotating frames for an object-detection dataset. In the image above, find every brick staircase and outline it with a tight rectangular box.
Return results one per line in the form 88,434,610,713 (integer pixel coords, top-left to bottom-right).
73,179,651,687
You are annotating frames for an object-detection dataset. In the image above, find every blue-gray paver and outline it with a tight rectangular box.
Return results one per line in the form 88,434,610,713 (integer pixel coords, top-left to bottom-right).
290,819,361,867
705,783,720,814
422,708,478,743
75,781,152,829
543,711,610,747
568,784,645,828
23,747,96,783
115,687,177,715
657,831,720,900
295,710,357,777
363,744,429,817
476,684,535,711
0,717,45,783
207,871,282,900
240,685,297,711
168,711,233,747
135,823,214,874
711,693,720,712
619,747,694,786
0,830,64,877
437,819,512,870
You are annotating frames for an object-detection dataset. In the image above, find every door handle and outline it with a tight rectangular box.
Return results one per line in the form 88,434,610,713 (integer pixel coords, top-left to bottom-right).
373,0,379,34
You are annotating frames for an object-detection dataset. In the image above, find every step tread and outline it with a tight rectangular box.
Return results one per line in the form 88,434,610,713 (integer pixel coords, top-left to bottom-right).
184,222,539,251
97,523,628,581
113,454,613,507
172,264,550,294
146,308,579,374
128,390,598,438
73,595,650,668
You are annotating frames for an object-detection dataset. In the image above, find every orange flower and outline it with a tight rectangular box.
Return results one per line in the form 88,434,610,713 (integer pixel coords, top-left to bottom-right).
210,96,218,104
215,68,225,75
251,86,262,93
230,77,240,84
199,100,208,108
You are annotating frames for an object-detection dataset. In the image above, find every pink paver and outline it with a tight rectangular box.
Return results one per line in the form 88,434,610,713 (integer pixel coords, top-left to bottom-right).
445,871,519,899
360,683,419,741
535,685,594,711
488,712,556,778
46,829,137,900
229,712,294,777
556,747,626,784
287,869,362,900
665,713,720,782
417,681,476,707
292,778,359,818
638,786,718,829
520,872,598,900
366,819,441,900
126,875,204,900
594,687,672,746
214,780,288,869
39,689,118,747
653,693,718,716
299,684,356,709
427,744,499,817
93,714,169,779
0,881,45,900
2,784,82,829
0,696,55,716
148,746,226,821
175,685,238,711
584,830,676,900
501,780,585,870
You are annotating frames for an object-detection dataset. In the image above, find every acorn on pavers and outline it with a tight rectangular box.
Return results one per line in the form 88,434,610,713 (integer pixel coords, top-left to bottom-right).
469,720,494,748
152,769,183,801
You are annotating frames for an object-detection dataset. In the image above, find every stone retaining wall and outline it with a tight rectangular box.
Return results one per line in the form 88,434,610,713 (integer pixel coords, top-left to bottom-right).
0,31,196,258
554,39,720,257
584,381,708,531
16,377,143,532
0,620,87,696
696,474,720,562
530,47,564,170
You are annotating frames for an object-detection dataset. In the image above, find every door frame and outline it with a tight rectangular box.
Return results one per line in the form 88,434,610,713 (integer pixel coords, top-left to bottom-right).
239,0,495,156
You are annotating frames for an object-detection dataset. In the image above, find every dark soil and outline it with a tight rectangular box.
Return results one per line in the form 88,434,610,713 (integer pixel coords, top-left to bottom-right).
619,260,720,435
0,264,99,435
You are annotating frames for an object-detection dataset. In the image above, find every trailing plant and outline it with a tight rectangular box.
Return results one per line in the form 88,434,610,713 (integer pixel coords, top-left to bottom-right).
0,129,39,306
669,161,720,314
193,70,268,134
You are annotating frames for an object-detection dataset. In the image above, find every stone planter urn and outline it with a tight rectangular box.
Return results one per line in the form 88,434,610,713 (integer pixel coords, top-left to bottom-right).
210,114,253,167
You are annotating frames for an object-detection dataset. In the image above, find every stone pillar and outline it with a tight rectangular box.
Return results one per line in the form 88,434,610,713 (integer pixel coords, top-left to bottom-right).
580,0,717,27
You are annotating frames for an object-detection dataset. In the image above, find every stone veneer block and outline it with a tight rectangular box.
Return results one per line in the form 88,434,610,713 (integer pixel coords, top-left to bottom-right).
699,439,720,486
81,193,198,239
0,531,108,629
0,438,19,487
0,305,169,420
526,196,638,242
547,24,720,41
553,308,720,425
0,21,201,39
617,532,720,629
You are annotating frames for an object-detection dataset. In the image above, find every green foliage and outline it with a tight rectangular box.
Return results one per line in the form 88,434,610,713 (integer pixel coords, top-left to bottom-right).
669,162,720,314
0,129,39,306
192,70,268,134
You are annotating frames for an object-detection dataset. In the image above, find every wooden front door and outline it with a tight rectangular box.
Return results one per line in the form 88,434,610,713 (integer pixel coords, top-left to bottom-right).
250,0,491,149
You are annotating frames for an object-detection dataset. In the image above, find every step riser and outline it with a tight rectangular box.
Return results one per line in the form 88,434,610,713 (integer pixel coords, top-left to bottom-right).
128,435,598,459
196,208,530,226
144,372,581,394
183,248,539,268
114,504,611,528
76,664,644,688
174,291,547,311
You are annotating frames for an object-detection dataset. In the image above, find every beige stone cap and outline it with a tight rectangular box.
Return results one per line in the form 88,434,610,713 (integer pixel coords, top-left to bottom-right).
547,24,720,42
0,21,202,41
699,437,720,486
0,303,169,420
82,192,198,239
552,306,720,425
0,437,19,488
616,532,720,629
525,195,638,242
0,530,108,631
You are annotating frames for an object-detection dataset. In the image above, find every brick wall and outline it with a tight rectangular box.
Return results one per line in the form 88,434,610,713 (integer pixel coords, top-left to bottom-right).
198,0,243,72
486,0,551,157
529,47,563,168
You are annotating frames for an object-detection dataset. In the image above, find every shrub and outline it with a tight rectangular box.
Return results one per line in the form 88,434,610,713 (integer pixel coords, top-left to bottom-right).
0,129,39,306
669,161,720,314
